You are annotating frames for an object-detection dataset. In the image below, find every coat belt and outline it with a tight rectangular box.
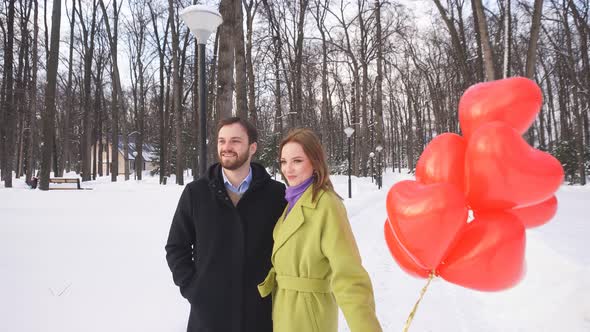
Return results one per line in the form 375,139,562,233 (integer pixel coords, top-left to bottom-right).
258,267,331,297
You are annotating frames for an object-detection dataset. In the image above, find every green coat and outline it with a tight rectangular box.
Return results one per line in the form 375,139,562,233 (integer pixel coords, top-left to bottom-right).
258,185,382,332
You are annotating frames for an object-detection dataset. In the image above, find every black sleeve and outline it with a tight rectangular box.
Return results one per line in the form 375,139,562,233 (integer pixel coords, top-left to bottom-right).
165,184,197,300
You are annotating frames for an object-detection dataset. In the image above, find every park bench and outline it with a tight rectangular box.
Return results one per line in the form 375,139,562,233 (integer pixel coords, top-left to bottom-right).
48,177,82,190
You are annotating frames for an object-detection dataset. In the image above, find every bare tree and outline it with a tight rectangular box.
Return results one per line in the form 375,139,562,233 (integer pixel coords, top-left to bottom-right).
168,0,183,185
99,0,124,182
234,0,248,119
473,0,496,80
25,0,39,186
216,0,235,120
1,0,16,187
432,0,472,84
310,0,330,146
261,0,285,169
39,0,61,190
374,0,385,153
502,0,512,78
127,0,152,181
244,0,259,123
61,0,77,175
525,0,543,79
148,2,170,184
14,0,33,179
77,0,100,181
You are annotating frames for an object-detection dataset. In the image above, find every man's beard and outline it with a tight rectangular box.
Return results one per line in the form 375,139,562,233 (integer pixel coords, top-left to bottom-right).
219,150,250,170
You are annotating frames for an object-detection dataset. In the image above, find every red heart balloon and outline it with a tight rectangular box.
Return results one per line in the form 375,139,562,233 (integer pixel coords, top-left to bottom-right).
459,77,542,140
386,180,468,270
384,219,430,278
416,133,467,191
438,211,526,291
510,195,558,228
465,122,564,211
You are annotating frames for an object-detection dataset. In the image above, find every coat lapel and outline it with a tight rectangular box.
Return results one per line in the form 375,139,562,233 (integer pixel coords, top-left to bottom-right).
272,185,325,259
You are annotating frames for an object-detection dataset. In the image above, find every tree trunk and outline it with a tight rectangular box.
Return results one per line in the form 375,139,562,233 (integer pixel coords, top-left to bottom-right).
273,23,283,171
169,0,183,185
99,0,123,182
217,0,235,120
359,0,369,177
244,0,258,124
374,0,385,166
473,0,496,81
234,0,248,119
502,0,511,78
2,0,16,187
15,6,30,179
352,74,360,176
207,33,220,165
137,50,145,181
149,3,169,184
313,0,329,147
93,55,104,180
62,0,76,174
525,0,543,79
78,0,98,181
39,0,61,190
26,0,39,185
293,0,309,126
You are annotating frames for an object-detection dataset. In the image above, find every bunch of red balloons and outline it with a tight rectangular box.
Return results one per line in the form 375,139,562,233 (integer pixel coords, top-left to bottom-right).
384,77,565,291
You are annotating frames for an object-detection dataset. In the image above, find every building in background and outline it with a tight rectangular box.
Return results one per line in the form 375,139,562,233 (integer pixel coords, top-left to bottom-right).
90,137,157,176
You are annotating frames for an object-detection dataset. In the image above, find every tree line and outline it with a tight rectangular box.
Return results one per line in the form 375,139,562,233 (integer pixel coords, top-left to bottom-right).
0,0,588,190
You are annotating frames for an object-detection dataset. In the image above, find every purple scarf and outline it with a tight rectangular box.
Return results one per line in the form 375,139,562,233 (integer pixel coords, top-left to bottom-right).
285,176,314,216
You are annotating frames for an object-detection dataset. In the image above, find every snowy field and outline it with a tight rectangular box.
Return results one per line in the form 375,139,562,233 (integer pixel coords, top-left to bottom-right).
1,170,589,332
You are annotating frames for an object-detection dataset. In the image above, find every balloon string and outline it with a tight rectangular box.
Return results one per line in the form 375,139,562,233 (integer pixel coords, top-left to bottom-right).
402,272,435,332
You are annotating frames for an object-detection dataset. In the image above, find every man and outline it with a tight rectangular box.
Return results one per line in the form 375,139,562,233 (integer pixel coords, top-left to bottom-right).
166,117,286,332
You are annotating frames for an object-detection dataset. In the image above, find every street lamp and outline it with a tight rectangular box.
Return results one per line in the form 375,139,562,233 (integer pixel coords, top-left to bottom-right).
369,152,375,183
180,5,222,176
344,127,355,198
375,144,383,189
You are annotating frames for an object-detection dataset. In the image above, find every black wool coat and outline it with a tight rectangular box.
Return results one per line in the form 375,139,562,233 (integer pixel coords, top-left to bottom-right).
166,162,286,332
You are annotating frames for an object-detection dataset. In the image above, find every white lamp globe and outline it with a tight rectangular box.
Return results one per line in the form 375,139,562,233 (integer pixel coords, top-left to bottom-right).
180,5,223,44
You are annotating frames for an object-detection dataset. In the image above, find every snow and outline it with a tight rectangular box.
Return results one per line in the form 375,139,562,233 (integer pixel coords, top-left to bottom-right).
1,170,589,331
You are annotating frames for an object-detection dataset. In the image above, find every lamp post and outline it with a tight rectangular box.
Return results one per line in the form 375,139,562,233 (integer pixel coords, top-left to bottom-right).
375,144,383,189
180,5,222,176
369,152,375,183
344,127,355,198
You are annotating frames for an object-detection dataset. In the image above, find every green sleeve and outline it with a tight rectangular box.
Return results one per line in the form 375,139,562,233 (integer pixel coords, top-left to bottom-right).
320,194,382,332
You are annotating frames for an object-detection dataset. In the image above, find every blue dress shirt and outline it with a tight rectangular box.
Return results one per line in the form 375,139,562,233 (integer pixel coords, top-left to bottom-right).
222,167,252,195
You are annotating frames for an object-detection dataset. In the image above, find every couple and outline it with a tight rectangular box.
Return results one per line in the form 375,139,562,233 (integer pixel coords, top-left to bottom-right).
165,117,382,332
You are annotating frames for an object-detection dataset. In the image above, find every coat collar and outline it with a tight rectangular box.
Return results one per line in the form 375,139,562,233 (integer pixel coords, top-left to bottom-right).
272,184,326,259
207,162,271,201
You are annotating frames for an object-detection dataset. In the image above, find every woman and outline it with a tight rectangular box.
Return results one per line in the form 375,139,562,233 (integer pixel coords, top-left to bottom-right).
258,128,382,332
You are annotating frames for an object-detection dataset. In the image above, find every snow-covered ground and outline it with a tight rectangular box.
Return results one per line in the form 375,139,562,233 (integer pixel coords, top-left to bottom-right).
1,170,589,331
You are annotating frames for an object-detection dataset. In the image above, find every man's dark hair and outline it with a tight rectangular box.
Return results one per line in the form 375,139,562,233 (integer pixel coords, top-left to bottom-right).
216,117,258,144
